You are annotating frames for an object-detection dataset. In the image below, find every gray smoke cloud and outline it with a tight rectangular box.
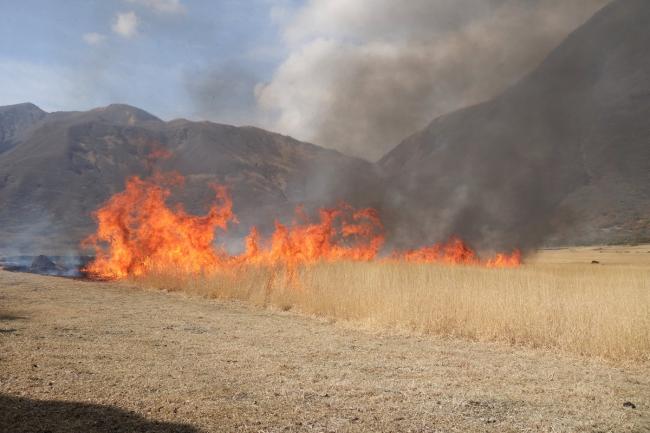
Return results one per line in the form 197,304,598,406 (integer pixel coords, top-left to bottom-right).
257,0,611,160
185,62,260,125
373,0,650,253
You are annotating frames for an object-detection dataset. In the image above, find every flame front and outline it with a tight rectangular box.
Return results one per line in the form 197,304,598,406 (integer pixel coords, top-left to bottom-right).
240,205,385,267
82,173,234,279
394,237,521,268
82,172,521,279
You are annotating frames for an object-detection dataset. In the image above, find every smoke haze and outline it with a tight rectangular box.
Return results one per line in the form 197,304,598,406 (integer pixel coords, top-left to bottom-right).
255,0,610,160
378,0,650,251
185,62,261,126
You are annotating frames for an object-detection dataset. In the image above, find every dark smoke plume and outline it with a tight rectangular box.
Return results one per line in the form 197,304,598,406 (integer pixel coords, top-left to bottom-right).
257,0,610,160
379,0,650,253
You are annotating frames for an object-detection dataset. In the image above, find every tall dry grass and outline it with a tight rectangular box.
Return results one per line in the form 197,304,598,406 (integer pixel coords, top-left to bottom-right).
137,252,650,362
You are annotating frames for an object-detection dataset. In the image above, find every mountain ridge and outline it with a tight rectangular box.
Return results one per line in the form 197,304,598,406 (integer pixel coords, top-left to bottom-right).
379,0,650,249
1,0,649,253
0,102,382,253
0,102,47,154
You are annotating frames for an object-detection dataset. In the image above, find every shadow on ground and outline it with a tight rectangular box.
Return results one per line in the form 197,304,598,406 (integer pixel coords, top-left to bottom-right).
0,311,26,334
0,312,27,321
0,394,201,433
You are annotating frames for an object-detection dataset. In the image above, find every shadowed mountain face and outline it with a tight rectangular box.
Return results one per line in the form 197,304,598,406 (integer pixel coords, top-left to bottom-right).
0,104,381,254
380,0,650,250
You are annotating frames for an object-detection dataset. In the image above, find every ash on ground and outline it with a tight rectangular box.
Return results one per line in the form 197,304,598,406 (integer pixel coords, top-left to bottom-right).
0,255,93,277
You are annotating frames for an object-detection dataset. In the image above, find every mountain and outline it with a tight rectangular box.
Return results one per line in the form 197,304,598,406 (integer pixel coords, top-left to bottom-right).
2,1,649,255
0,104,381,254
380,0,650,250
0,103,46,154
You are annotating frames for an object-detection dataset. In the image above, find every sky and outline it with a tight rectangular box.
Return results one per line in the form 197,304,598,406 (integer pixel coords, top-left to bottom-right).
0,0,292,120
0,0,609,160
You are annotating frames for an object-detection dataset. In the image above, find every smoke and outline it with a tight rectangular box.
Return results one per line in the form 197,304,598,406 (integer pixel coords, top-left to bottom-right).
257,0,610,160
373,0,650,253
179,0,617,253
0,207,82,257
185,62,261,125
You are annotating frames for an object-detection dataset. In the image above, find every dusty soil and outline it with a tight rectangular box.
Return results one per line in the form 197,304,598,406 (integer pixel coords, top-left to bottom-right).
1,270,648,432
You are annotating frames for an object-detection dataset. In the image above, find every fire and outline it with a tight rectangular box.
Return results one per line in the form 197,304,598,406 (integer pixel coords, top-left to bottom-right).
394,237,521,268
83,172,521,279
82,172,234,279
146,147,173,165
83,173,385,279
240,205,384,267
485,250,522,268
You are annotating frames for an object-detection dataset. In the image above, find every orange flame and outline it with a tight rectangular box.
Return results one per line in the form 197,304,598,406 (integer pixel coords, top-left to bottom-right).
394,237,521,268
240,205,384,267
146,147,173,164
83,173,385,279
486,250,522,268
82,172,521,279
82,173,234,279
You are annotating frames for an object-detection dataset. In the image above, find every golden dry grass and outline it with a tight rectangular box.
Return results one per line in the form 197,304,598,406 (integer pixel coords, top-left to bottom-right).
2,268,649,432
136,245,650,362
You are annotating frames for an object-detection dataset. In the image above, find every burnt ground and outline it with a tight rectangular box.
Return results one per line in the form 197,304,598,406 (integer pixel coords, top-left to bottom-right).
0,270,648,433
0,255,93,277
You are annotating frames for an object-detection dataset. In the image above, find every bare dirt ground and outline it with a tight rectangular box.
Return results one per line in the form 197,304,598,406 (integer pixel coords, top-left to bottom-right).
1,267,648,432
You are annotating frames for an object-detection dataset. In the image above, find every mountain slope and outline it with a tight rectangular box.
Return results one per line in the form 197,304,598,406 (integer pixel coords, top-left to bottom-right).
2,1,649,254
0,102,46,154
380,0,650,250
0,104,381,253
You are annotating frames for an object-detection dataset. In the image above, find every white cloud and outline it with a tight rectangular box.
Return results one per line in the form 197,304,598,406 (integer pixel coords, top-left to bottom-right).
256,0,610,160
112,11,139,38
125,0,186,15
82,32,106,46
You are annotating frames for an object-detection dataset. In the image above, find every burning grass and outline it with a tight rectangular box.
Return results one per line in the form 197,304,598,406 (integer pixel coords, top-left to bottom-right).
81,170,649,362
135,257,650,363
81,172,520,280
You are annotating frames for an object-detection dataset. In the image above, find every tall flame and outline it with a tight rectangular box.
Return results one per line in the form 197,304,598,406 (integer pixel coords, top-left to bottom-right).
82,173,234,279
82,172,521,280
240,205,384,267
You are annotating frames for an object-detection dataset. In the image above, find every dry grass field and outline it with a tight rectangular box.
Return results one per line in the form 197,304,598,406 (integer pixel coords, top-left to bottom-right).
1,245,649,432
140,245,650,362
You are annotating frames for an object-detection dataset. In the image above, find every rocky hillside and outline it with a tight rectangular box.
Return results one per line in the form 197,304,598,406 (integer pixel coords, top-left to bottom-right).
0,104,381,253
380,0,650,250
0,103,46,154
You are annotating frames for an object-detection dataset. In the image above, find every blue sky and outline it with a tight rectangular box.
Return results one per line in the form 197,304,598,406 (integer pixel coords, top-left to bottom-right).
0,0,297,120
